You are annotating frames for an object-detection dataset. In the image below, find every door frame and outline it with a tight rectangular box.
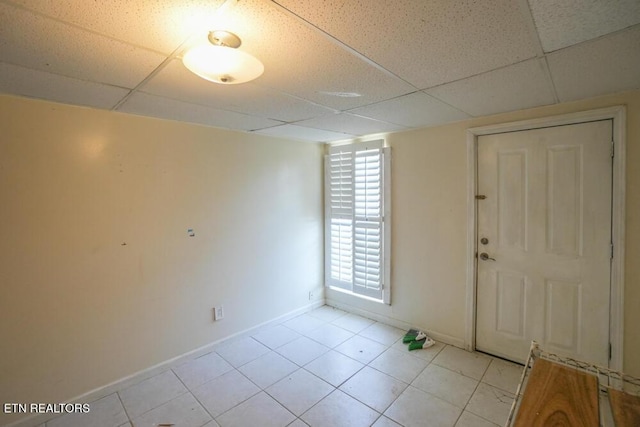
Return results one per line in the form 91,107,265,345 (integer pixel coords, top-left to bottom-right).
464,106,626,370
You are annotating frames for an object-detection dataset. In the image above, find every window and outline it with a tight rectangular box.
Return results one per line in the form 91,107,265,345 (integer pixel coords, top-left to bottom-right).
324,140,390,304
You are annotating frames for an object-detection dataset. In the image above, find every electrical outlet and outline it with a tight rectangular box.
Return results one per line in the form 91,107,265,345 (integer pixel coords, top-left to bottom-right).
308,290,315,300
213,306,224,321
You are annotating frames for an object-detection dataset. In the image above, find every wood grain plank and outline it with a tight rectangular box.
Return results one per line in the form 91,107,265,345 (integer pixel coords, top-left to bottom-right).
513,358,599,426
609,388,640,427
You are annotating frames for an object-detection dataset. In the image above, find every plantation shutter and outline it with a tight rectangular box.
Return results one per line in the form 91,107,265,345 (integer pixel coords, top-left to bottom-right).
326,150,354,290
353,148,383,299
325,141,390,303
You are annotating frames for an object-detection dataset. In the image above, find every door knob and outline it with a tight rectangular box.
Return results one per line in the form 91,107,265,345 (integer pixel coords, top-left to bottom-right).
479,252,496,261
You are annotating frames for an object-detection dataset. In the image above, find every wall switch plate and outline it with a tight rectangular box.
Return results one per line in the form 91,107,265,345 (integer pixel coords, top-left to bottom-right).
213,306,224,321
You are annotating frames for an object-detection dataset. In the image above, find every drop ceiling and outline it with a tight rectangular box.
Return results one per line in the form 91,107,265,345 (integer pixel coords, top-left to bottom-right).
0,0,639,143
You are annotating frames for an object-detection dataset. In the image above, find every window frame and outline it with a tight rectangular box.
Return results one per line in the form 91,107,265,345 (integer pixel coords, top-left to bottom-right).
324,140,391,304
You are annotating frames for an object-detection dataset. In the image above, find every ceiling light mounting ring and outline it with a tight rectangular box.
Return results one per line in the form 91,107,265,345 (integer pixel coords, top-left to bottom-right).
208,30,241,48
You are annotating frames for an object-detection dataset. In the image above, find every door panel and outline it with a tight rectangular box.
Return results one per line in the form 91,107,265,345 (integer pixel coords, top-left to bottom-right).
497,150,527,250
495,271,526,338
545,279,581,353
476,120,612,366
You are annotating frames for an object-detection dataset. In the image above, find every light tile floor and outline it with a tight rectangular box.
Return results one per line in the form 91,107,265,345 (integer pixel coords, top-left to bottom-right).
41,305,522,427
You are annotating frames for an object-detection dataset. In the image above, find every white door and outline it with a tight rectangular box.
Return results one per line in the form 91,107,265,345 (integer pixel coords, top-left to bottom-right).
476,120,612,366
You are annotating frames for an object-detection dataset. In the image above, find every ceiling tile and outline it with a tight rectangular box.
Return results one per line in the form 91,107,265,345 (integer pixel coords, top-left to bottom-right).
275,0,540,89
426,59,556,117
1,0,636,136
295,113,407,136
349,92,470,128
8,0,227,54
141,59,336,122
117,92,281,131
253,124,353,143
0,62,129,109
529,0,640,52
203,0,416,110
547,25,640,102
0,2,166,88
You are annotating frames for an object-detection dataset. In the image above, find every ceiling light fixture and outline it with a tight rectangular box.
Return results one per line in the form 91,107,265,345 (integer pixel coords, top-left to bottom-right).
183,30,264,85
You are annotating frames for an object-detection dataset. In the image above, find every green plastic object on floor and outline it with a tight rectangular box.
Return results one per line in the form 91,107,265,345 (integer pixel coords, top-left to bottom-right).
408,336,436,351
403,328,429,343
403,328,422,343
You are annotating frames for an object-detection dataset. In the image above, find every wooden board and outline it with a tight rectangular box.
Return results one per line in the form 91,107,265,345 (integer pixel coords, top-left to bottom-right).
609,388,640,427
513,358,599,426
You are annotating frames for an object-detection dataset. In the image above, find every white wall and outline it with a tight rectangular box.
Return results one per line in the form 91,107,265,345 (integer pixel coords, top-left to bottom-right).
327,89,640,377
3,89,640,426
0,95,324,426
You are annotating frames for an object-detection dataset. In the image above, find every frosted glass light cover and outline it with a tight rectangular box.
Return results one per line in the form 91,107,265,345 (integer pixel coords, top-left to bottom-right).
183,44,264,85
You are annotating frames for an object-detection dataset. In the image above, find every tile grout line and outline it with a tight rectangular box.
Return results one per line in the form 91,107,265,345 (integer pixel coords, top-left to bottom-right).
182,376,217,426
204,368,262,423
115,390,133,427
45,307,515,427
409,345,499,426
456,358,501,426
260,366,318,420
169,368,216,427
238,318,340,423
266,314,394,424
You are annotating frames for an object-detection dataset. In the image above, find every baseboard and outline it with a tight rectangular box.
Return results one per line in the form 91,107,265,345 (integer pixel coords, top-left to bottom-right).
5,299,324,427
325,298,465,349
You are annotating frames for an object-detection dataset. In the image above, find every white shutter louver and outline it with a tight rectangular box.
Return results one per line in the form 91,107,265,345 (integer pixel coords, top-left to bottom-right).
327,151,353,290
330,218,352,285
354,149,381,220
353,149,383,299
325,142,390,303
329,151,353,215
